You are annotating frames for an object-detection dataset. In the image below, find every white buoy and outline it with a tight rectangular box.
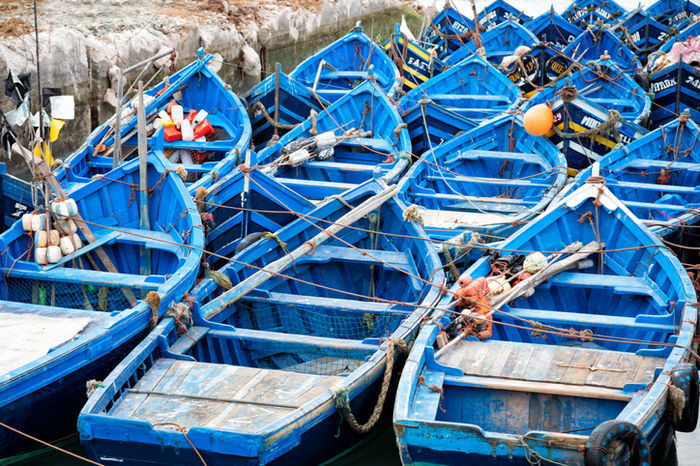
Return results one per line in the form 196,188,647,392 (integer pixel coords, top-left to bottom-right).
59,235,75,255
192,110,208,126
72,233,84,250
35,230,48,247
31,213,45,232
22,213,33,232
35,247,48,265
49,229,60,246
171,105,184,128
181,119,194,141
47,245,62,263
65,199,78,216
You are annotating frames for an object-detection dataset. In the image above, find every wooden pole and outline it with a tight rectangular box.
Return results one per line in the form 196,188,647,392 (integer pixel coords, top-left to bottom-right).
137,80,151,278
11,143,138,305
113,69,124,169
273,63,280,137
205,185,399,319
241,149,252,238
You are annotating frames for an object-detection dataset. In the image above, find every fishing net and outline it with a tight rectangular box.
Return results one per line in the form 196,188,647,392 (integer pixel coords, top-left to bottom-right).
4,277,136,312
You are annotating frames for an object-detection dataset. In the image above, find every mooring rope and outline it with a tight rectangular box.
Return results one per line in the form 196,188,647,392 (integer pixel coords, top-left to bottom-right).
332,338,408,433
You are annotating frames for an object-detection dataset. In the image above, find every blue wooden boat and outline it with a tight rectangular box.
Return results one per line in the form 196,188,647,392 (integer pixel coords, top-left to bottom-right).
444,20,539,67
643,21,700,127
383,24,445,94
254,80,411,200
420,4,477,60
573,115,700,238
394,180,698,465
530,59,651,169
563,0,627,29
242,64,327,151
614,6,678,61
477,0,531,32
0,152,203,459
646,59,700,127
289,23,401,103
4,50,251,224
199,166,314,269
658,19,700,54
526,8,583,95
527,7,583,50
563,26,641,74
0,165,42,230
55,49,251,195
646,0,699,30
398,54,522,156
396,113,567,242
78,179,445,465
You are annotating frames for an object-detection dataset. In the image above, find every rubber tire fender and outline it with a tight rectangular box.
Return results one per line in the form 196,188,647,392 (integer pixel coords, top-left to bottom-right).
671,363,699,432
584,420,651,466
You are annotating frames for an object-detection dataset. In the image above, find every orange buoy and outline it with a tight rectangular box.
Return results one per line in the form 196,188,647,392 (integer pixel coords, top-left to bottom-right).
523,104,554,136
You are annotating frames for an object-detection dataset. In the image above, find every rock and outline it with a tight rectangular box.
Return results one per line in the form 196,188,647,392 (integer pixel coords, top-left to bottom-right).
239,44,261,77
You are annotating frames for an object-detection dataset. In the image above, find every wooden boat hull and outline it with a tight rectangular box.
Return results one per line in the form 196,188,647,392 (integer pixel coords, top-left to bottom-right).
477,0,530,31
563,0,627,28
243,66,327,150
255,80,411,200
0,153,203,459
648,61,700,127
290,25,400,103
55,51,251,195
397,113,566,242
394,182,698,465
0,322,145,458
573,116,700,237
563,28,641,74
79,179,444,465
444,20,539,67
421,7,476,60
398,55,521,156
79,319,400,466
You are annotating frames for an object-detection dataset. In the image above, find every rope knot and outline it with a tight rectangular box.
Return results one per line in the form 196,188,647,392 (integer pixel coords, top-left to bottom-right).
164,301,193,334
403,204,424,227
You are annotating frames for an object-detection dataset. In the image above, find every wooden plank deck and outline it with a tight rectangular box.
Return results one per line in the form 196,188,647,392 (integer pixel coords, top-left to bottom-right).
437,340,663,390
110,359,343,432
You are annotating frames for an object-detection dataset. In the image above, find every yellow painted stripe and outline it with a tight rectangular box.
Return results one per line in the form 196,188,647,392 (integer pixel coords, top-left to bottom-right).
402,65,429,82
548,122,617,149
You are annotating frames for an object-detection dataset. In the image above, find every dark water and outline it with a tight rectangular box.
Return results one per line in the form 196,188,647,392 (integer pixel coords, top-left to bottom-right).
4,425,697,465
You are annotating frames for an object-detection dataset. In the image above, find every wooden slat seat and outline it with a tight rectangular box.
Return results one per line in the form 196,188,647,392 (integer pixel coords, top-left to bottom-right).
545,272,669,307
504,307,675,333
110,359,344,432
436,340,664,390
445,149,548,166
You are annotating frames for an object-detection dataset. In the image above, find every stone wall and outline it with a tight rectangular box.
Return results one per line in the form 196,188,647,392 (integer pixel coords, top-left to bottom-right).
0,0,421,173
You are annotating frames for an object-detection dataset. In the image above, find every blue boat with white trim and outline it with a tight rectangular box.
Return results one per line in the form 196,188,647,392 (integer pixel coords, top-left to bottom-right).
0,151,203,459
78,179,445,465
290,23,401,104
398,54,522,156
396,113,566,243
394,180,698,465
